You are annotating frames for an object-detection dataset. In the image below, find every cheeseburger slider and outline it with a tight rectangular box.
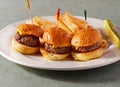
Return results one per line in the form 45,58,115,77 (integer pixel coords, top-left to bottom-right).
71,27,106,61
12,24,43,54
40,27,72,60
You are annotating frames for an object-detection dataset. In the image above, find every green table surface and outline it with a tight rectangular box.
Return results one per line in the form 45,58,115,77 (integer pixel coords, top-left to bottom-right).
0,0,120,87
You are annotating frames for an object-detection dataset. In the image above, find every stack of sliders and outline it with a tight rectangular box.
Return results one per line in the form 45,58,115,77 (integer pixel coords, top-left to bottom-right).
12,11,107,61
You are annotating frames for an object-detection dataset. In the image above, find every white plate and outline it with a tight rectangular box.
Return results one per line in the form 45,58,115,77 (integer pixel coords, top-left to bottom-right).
0,16,120,71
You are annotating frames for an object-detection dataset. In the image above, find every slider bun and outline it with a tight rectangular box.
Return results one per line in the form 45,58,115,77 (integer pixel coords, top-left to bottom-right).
72,47,103,61
17,24,43,37
43,27,72,47
40,48,70,60
12,39,39,54
71,28,102,47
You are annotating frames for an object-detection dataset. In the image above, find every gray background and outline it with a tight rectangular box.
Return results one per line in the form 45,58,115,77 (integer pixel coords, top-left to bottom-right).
0,0,120,87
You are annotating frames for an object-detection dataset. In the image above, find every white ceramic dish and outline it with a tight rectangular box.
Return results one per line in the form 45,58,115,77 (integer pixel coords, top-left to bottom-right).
0,16,120,71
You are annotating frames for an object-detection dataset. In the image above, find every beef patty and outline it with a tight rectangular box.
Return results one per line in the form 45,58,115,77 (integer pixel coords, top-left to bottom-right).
73,42,100,53
44,43,72,54
15,33,40,47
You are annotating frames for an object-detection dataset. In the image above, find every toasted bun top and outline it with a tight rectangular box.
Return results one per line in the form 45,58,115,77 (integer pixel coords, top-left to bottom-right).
16,24,43,37
43,27,72,47
71,28,102,47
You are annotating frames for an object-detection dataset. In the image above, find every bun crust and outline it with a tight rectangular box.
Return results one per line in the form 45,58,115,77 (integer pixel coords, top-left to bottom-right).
12,39,39,54
40,48,70,60
72,47,103,61
43,27,72,47
71,29,102,47
17,24,43,37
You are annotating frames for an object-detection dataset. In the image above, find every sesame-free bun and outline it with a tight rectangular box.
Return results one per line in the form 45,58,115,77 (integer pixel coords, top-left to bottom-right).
72,47,103,61
17,24,43,37
41,27,72,60
71,28,102,47
40,48,69,60
12,39,39,54
12,24,43,54
43,27,72,47
71,28,105,61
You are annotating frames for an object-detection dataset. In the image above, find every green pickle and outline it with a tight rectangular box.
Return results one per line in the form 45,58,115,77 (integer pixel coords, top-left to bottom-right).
103,19,120,48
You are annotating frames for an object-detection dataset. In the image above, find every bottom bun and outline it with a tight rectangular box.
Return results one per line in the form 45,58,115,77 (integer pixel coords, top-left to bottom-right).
72,47,103,61
12,39,39,54
40,48,70,60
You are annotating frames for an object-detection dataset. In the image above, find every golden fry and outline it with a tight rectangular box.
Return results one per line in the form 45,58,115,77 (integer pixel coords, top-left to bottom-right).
65,11,88,29
26,16,57,30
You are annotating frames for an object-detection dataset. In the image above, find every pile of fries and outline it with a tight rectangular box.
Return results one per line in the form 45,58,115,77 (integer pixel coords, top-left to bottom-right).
26,10,88,35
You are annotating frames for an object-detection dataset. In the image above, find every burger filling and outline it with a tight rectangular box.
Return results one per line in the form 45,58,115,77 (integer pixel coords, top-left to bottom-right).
15,33,40,47
73,42,100,53
44,43,72,54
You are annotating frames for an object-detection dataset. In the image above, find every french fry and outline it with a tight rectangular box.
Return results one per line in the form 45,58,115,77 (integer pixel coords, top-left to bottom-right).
40,21,57,31
26,16,57,31
56,13,73,34
26,19,37,25
62,16,79,33
65,11,88,29
26,16,45,26
57,20,73,34
56,12,79,34
33,16,48,25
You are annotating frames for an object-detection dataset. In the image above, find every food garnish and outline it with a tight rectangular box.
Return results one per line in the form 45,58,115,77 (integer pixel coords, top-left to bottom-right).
103,19,120,48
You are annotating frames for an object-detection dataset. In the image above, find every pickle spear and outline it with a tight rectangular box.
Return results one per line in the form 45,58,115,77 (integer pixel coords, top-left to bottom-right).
103,19,120,48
